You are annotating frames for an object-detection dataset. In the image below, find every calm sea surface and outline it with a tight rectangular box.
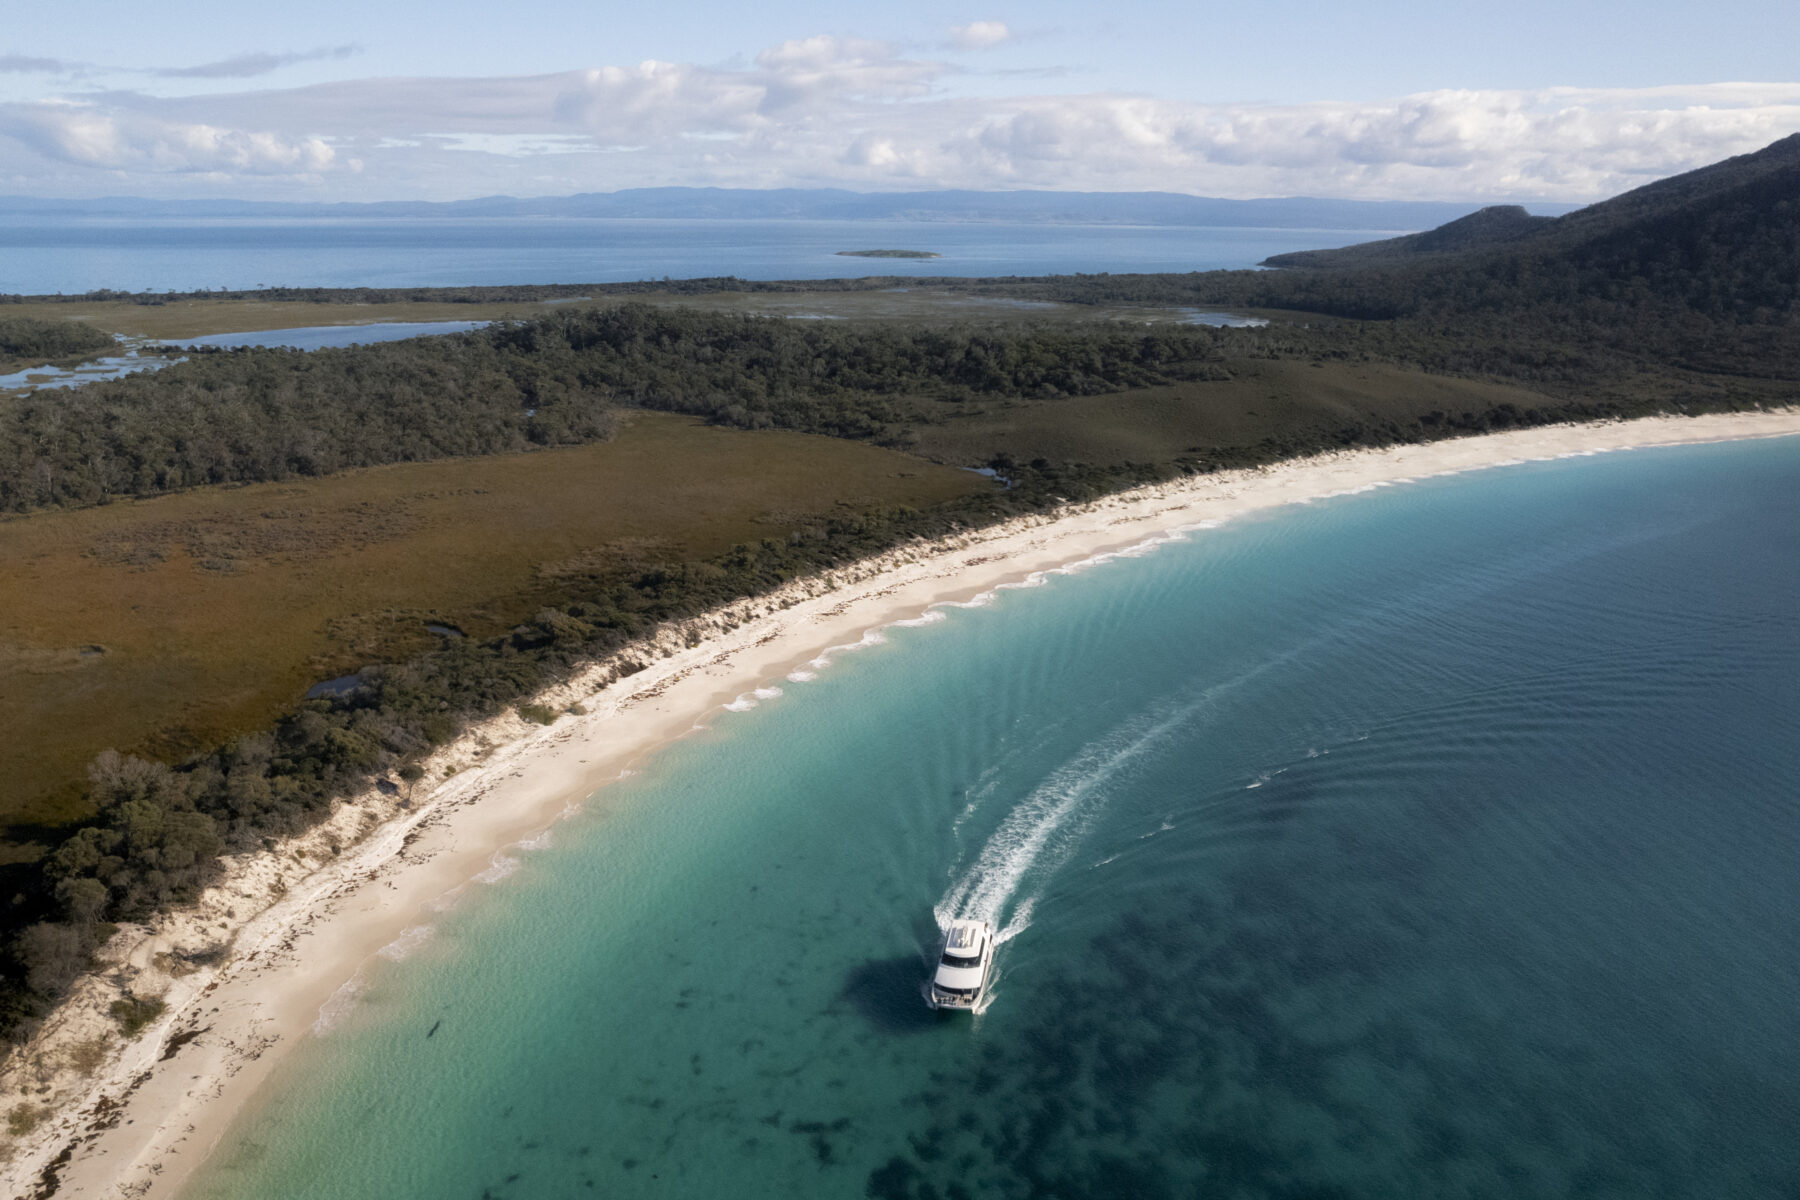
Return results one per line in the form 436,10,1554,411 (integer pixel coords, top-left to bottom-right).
183,437,1800,1200
0,218,1398,294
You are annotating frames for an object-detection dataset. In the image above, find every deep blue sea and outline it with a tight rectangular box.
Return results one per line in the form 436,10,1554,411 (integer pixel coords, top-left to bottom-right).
182,436,1800,1200
0,218,1399,294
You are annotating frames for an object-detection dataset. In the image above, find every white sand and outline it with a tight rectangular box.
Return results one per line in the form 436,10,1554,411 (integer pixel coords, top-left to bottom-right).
3,410,1796,1198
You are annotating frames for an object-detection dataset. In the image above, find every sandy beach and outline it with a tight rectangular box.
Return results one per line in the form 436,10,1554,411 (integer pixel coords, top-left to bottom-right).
4,409,1797,1199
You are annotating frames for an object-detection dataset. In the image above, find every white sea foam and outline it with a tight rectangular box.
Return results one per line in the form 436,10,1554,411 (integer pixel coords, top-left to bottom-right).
1246,765,1289,789
995,897,1036,945
516,828,554,852
935,591,996,610
892,610,947,628
312,969,368,1036
428,884,468,913
752,686,783,700
377,924,436,962
786,668,818,682
723,696,758,712
475,851,519,884
950,766,1001,840
804,627,889,672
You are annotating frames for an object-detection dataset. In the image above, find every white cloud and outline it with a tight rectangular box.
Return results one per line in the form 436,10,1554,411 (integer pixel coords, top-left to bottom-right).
1,36,1796,200
3,102,334,174
930,85,1800,197
950,21,1013,51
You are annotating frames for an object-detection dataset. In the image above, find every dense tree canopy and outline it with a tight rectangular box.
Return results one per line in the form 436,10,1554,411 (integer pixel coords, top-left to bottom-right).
0,307,1232,512
0,316,114,367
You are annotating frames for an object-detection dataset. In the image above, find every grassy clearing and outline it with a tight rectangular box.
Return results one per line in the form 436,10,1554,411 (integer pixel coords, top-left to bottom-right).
907,361,1568,467
0,413,984,843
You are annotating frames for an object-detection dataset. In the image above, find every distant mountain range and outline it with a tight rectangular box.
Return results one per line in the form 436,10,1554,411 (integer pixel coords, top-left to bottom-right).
0,189,1579,231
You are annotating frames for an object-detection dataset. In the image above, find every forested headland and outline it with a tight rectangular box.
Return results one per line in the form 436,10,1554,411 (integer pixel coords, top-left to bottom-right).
1,131,1796,1044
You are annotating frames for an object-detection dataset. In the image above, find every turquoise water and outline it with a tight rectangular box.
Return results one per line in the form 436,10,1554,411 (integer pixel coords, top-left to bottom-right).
185,438,1800,1200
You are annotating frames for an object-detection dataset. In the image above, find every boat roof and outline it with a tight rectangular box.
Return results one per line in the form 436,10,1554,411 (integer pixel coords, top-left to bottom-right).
944,921,987,952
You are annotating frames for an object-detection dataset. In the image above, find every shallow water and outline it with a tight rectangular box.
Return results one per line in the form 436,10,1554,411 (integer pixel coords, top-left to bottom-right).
0,342,174,392
184,438,1800,1200
1,321,489,393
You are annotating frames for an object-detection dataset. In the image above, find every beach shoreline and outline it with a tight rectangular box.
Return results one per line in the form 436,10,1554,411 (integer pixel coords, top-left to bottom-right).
4,409,1797,1199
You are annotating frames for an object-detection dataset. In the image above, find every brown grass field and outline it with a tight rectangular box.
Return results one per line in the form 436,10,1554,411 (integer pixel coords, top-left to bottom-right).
0,413,986,845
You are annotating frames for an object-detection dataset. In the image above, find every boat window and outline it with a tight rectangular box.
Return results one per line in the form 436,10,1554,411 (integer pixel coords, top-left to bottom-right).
939,952,982,970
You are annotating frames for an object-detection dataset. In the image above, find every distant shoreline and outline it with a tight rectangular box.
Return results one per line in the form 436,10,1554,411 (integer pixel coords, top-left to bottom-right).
5,409,1798,1200
835,249,941,259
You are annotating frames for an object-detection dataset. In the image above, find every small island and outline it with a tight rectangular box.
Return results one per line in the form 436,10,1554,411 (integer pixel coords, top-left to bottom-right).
835,249,941,259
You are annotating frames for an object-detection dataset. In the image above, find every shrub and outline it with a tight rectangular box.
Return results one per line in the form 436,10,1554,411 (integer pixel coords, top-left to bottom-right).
6,1102,46,1137
109,995,166,1037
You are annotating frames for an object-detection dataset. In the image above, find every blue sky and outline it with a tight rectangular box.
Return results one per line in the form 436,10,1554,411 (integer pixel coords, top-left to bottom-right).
4,0,1798,200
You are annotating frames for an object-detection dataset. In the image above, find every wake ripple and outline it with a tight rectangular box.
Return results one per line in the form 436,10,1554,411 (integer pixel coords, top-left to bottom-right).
935,701,1199,939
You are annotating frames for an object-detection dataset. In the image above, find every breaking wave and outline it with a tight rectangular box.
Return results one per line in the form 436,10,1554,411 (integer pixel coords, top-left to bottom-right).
312,969,369,1036
475,852,519,885
377,925,436,962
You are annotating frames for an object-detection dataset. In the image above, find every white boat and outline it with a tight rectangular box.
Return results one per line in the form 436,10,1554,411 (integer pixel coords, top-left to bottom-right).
926,919,994,1010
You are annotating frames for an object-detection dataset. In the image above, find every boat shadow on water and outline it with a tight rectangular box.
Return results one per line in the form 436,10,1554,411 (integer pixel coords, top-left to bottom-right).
836,955,961,1033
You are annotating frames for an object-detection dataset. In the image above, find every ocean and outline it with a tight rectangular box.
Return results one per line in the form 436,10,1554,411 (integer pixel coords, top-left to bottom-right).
0,218,1400,294
181,436,1800,1199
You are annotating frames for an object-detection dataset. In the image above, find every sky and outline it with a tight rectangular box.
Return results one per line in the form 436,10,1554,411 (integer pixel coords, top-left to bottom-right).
4,0,1799,202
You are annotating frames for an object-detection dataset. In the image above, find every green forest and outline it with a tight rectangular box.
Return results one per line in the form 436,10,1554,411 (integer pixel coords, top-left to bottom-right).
0,316,114,371
3,308,1234,513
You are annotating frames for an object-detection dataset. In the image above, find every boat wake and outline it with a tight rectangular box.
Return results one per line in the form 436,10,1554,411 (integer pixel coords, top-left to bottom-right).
934,632,1322,949
934,700,1199,939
